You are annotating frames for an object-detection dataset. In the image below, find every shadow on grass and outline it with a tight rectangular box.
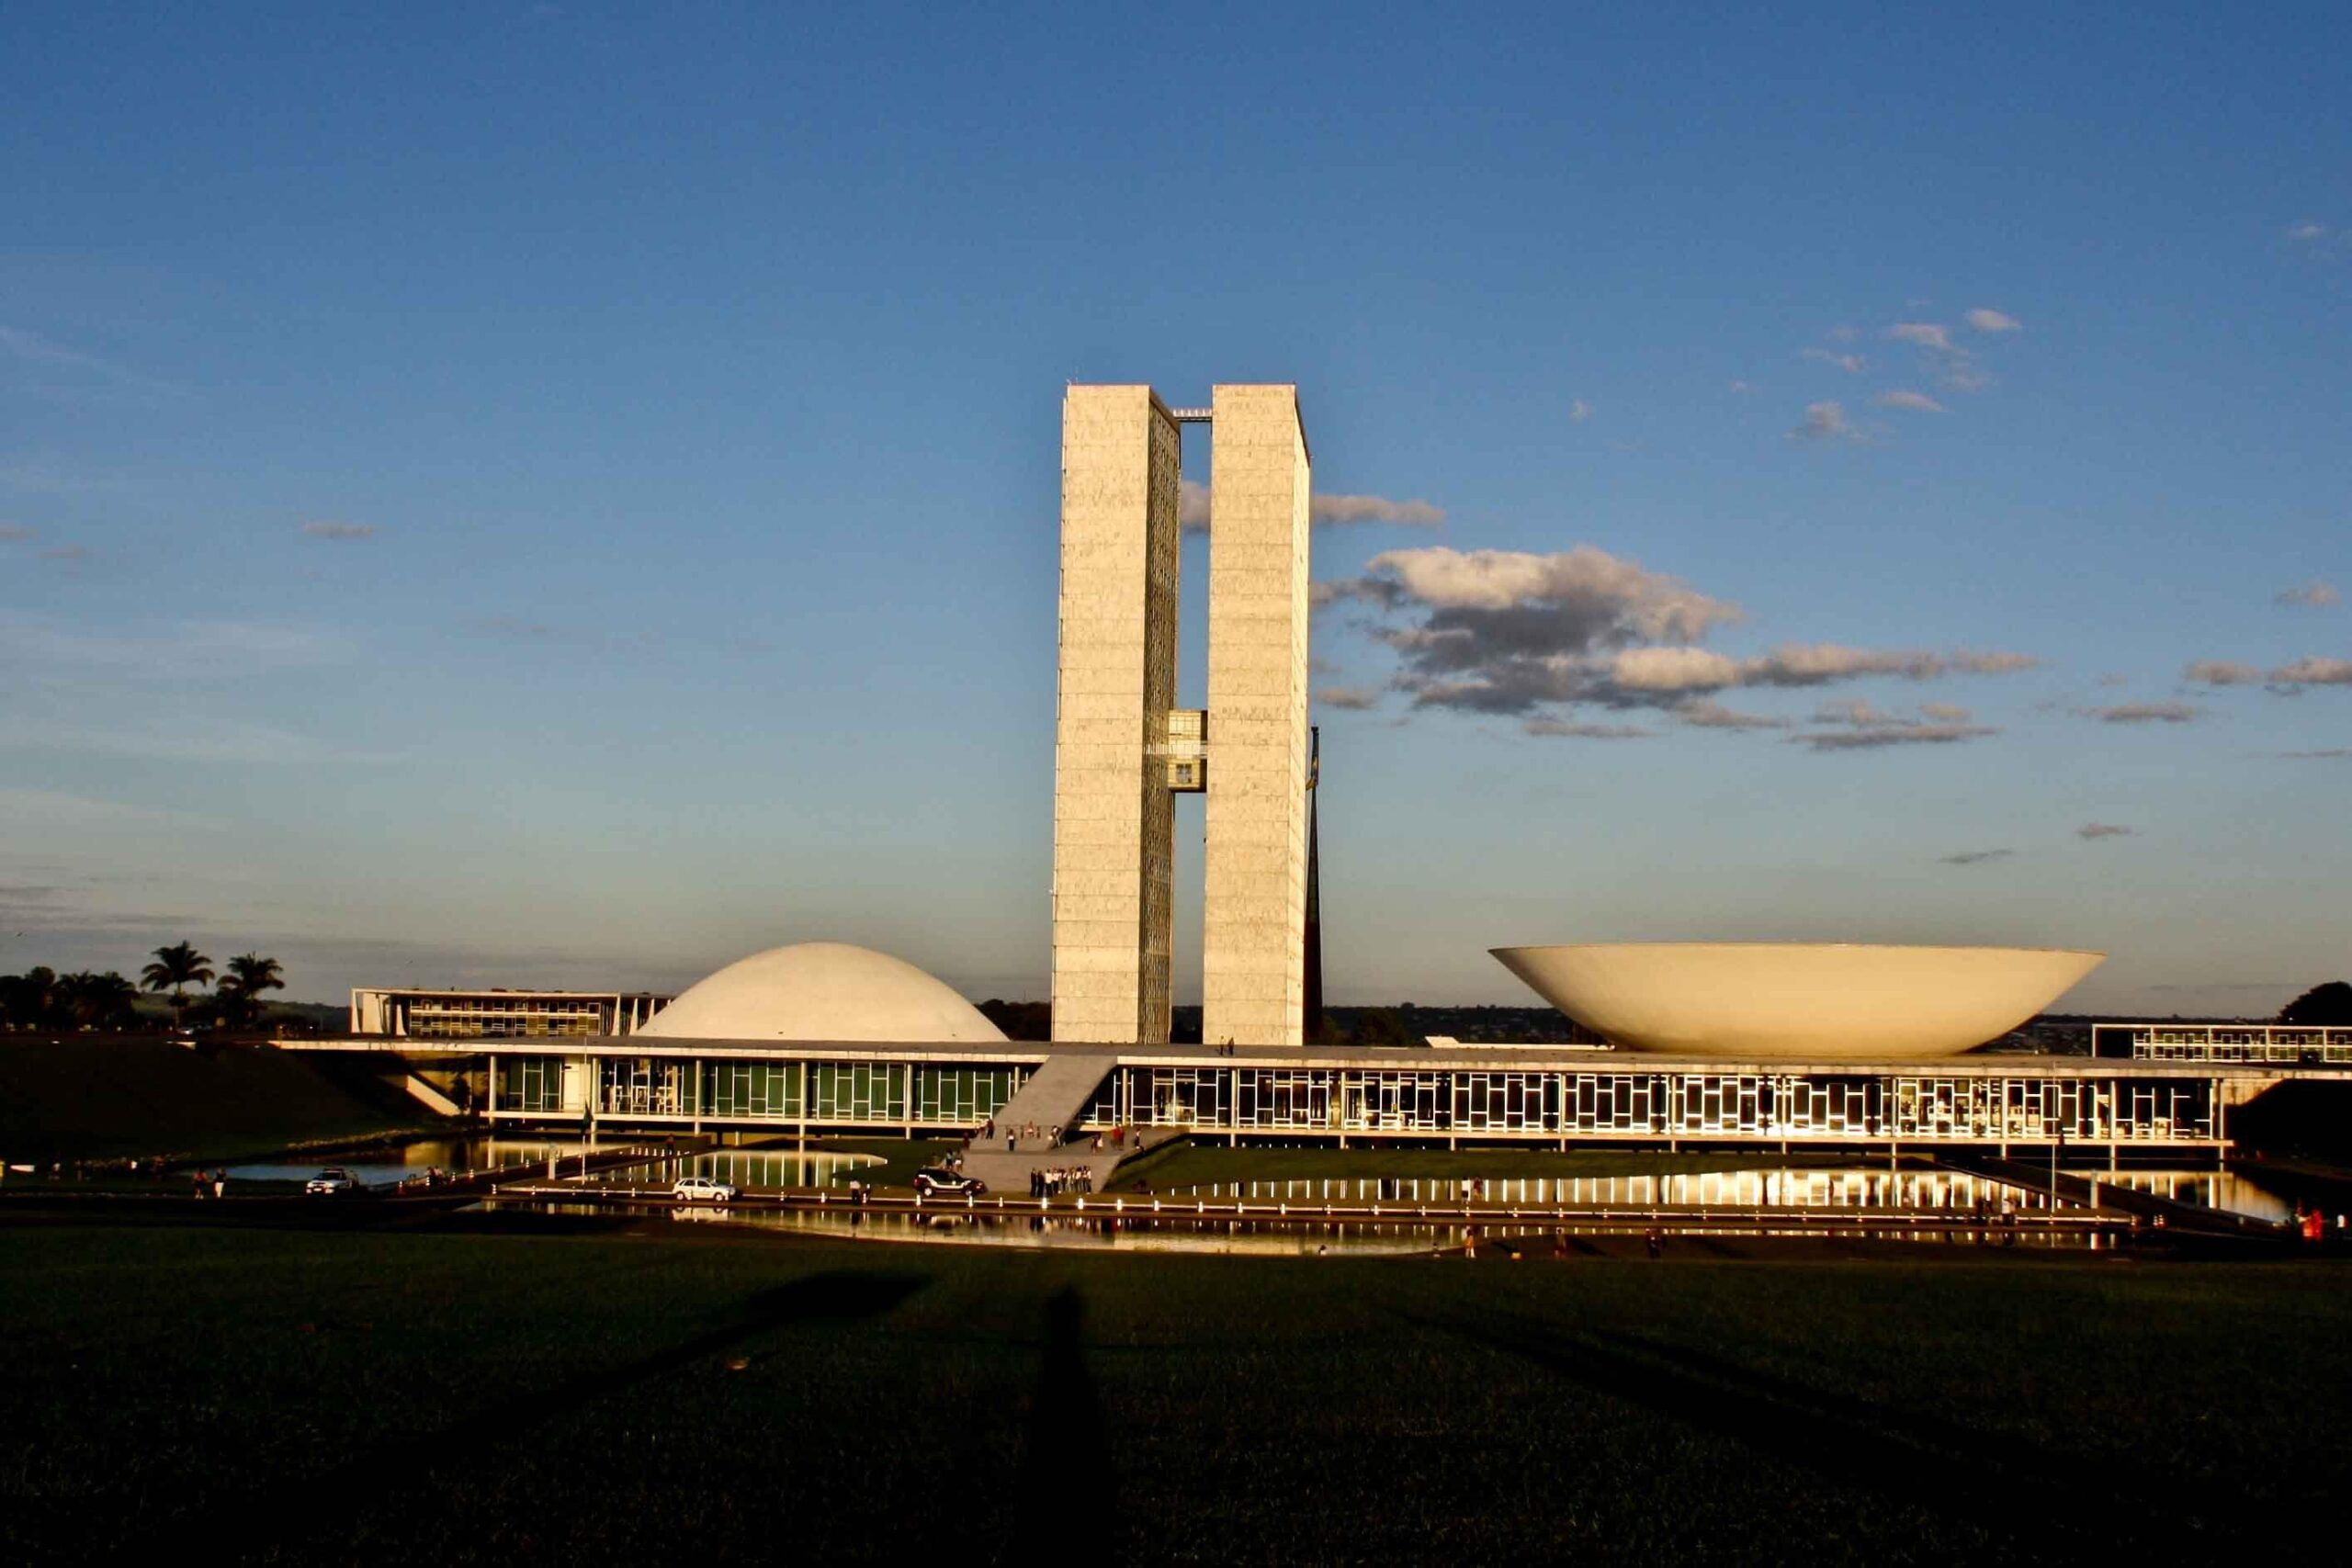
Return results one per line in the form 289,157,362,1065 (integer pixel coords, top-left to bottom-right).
141,1269,933,1561
1399,1301,2215,1561
1001,1287,1115,1560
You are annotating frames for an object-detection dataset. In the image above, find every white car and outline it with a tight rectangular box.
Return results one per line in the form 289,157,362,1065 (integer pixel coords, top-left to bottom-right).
672,1175,740,1202
304,1168,359,1196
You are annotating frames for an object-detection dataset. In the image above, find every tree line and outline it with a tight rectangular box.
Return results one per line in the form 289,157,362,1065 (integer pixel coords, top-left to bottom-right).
0,942,285,1033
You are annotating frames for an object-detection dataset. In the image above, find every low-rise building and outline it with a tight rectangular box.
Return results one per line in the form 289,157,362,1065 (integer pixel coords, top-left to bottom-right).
350,987,670,1039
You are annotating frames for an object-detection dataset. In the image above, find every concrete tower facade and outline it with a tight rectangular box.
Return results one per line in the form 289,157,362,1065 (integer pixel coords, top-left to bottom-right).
1049,386,1182,1044
1202,384,1313,1048
1050,381,1312,1047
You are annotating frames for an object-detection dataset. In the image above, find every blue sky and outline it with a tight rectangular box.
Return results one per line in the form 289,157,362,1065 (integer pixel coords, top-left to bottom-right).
3,5,2347,1015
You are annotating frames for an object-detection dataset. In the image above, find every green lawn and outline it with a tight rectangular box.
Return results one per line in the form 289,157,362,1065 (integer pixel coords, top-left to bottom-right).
1110,1140,1837,1191
800,1134,960,1186
0,1039,431,1163
1,1216,2345,1563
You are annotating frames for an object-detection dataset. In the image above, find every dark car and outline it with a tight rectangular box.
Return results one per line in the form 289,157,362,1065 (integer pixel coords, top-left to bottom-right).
911,1168,986,1197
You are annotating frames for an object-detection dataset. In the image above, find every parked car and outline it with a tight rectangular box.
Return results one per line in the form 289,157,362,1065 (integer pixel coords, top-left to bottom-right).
672,1175,740,1202
303,1168,359,1196
912,1168,986,1197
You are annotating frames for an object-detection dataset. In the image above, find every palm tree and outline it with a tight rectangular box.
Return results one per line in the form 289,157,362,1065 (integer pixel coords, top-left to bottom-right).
141,942,215,1027
213,953,286,1030
59,971,141,1031
0,967,62,1030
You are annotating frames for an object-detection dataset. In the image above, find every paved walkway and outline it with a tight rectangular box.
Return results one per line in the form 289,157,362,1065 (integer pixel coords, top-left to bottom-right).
956,1126,1162,1199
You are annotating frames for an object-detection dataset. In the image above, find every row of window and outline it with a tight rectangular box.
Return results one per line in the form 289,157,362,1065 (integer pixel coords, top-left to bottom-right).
494,1057,1027,1123
1092,1068,2220,1141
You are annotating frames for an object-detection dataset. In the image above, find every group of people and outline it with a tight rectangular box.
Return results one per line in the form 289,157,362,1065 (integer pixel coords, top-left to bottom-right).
1030,1165,1092,1198
978,1119,1148,1156
189,1168,229,1199
988,1119,1065,1154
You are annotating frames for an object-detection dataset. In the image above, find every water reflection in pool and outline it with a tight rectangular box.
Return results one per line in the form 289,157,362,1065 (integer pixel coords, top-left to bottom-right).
1174,1168,2063,1213
501,1199,2101,1254
228,1136,584,1188
579,1149,883,1190
2095,1168,2296,1224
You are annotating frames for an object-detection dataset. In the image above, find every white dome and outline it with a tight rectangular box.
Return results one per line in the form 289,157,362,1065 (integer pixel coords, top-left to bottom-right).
1491,942,2104,1060
639,942,1008,1043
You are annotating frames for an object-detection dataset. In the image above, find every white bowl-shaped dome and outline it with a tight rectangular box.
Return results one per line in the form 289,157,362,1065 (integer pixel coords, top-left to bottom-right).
639,942,1007,1043
1490,942,2103,1060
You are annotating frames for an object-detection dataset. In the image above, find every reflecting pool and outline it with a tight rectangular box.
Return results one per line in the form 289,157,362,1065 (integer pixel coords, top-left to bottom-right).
229,1136,585,1187
576,1148,883,1190
2094,1168,2297,1224
1169,1168,2064,1213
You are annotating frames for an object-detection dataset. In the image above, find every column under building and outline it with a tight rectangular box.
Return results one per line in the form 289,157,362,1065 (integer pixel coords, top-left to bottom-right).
1049,385,1182,1043
1202,383,1313,1048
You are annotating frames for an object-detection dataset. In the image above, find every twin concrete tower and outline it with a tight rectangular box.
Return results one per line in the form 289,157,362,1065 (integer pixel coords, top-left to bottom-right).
1050,384,1313,1047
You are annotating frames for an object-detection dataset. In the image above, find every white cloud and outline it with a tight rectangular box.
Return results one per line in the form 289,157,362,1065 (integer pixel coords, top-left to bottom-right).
1887,322,1954,352
1523,718,1651,740
1876,389,1947,413
300,521,375,540
2277,579,2340,608
1607,647,1744,692
1803,349,1865,374
3,717,397,767
0,323,177,399
2077,822,2134,840
0,789,209,830
2188,654,2352,689
1179,479,1212,533
2270,656,2352,686
2288,222,2327,242
2075,702,2202,724
0,614,339,682
1672,698,1789,730
1826,325,1859,343
1789,401,1862,442
1186,483,1444,534
1885,319,1999,396
1356,547,1739,635
1964,309,2022,333
0,525,30,541
1952,650,2041,674
1568,400,1591,422
1792,697,1999,750
1939,848,2014,865
1328,546,2035,724
1811,696,1891,726
1312,493,1447,527
1316,685,1380,711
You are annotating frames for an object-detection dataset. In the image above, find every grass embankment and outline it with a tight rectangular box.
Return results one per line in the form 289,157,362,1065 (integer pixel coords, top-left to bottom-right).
0,1039,431,1163
0,1222,2345,1562
1108,1140,1838,1191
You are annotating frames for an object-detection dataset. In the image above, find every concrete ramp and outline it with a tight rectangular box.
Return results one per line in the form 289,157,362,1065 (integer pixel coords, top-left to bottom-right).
955,1052,1134,1196
403,1074,462,1117
989,1054,1114,1144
